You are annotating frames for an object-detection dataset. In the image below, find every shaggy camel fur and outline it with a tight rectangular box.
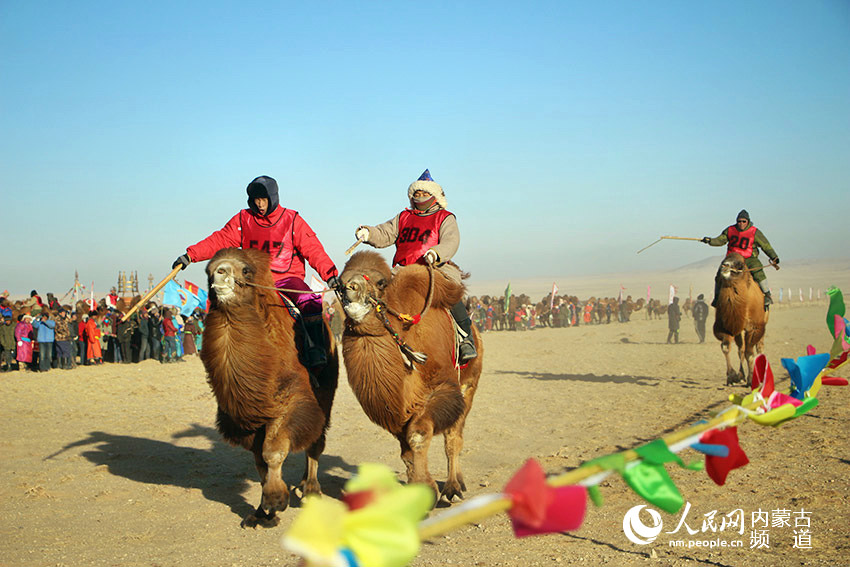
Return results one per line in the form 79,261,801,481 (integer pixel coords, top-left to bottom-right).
713,252,769,386
202,248,337,527
340,251,483,502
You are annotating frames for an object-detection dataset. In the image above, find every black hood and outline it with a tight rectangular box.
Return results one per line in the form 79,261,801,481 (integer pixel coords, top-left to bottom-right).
246,176,280,216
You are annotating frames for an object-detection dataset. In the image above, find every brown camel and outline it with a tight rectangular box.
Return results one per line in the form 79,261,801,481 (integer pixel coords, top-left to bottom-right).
340,251,483,502
201,248,337,527
713,252,769,386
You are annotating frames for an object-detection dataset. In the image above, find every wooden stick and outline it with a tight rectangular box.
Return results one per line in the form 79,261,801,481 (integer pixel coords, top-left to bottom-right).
660,236,702,241
637,236,702,254
636,238,663,254
120,265,182,321
345,239,363,255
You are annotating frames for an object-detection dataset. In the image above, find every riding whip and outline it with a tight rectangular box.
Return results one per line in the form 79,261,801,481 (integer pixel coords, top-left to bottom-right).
637,236,702,254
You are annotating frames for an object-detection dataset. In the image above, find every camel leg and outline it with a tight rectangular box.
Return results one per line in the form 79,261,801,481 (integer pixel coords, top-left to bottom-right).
399,436,416,485
735,334,747,384
241,449,279,529
299,431,325,497
402,418,438,496
442,414,468,502
720,336,738,385
242,419,291,529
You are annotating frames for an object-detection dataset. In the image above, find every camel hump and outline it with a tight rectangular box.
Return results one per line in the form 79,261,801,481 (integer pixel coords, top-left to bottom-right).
342,250,464,311
389,264,464,311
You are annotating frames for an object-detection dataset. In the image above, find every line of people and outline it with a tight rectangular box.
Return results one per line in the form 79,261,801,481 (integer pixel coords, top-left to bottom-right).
0,293,205,372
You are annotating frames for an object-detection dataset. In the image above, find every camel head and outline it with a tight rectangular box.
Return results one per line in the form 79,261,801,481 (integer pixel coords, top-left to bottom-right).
340,251,393,323
718,252,748,284
206,248,273,307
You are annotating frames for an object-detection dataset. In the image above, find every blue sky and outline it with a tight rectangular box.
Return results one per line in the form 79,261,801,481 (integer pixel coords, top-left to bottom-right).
1,1,848,298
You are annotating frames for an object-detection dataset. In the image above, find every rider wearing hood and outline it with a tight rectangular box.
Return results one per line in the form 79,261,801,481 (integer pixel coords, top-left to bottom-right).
354,169,477,362
173,175,342,368
701,209,779,310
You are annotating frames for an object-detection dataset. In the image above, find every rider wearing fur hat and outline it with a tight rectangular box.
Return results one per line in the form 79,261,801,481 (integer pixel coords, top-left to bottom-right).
701,209,779,310
354,169,477,362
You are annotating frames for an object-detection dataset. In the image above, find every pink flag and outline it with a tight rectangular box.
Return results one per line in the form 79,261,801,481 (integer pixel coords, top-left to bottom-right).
549,282,558,310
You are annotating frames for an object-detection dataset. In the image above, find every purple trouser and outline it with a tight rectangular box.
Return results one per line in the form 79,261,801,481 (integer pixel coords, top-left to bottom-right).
275,276,323,316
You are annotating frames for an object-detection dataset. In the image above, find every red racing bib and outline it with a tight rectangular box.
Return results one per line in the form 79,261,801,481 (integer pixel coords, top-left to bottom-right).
392,209,453,267
239,208,298,273
726,224,757,258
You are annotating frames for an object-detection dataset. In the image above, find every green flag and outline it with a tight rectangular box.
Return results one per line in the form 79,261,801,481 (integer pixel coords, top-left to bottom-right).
504,282,512,312
826,286,845,339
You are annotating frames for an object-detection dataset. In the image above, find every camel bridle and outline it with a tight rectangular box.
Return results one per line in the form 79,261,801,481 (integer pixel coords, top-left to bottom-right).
348,263,437,366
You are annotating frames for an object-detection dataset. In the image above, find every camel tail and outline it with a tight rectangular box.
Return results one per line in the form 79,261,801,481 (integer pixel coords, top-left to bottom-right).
424,384,465,434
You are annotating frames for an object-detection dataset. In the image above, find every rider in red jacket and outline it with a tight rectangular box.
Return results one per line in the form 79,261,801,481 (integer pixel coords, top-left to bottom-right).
172,175,342,368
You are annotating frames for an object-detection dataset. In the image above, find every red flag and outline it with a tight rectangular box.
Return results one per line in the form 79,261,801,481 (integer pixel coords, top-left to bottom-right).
504,459,587,537
700,427,749,486
184,280,200,297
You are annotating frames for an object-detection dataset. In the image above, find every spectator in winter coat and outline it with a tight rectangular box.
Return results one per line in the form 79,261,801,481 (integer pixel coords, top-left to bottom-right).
182,315,198,356
0,315,17,371
136,310,151,362
116,313,137,364
15,315,34,368
53,309,73,369
147,304,163,362
667,297,682,344
692,294,710,343
76,313,87,365
32,312,56,372
162,308,178,363
85,313,103,364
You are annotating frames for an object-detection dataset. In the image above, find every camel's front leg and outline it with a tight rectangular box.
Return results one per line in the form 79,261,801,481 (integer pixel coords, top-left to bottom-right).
403,419,437,496
720,336,739,385
242,420,291,528
734,334,747,385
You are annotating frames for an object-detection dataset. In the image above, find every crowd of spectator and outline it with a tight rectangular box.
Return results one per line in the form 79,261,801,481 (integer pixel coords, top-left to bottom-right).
0,289,205,373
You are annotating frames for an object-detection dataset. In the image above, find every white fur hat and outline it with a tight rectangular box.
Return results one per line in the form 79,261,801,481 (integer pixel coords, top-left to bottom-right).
407,169,447,209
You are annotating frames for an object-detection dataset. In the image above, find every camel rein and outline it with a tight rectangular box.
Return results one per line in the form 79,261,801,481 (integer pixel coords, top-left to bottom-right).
360,263,437,366
234,280,336,295
726,261,780,275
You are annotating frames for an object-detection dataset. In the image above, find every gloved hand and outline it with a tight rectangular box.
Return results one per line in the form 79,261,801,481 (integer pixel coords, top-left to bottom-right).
355,226,369,242
772,257,779,265
172,254,191,270
326,275,344,295
423,249,439,265
700,237,710,244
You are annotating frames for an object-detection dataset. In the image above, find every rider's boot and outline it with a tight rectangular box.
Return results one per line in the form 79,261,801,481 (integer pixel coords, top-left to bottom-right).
450,301,477,363
302,314,328,368
759,280,772,310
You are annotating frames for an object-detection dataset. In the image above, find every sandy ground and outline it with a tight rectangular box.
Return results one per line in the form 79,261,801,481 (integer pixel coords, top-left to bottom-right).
1,301,848,567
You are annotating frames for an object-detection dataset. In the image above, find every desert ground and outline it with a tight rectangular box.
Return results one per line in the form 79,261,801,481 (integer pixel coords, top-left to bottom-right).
1,283,848,567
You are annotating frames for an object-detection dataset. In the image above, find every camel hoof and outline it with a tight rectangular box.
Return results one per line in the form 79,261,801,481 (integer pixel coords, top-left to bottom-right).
298,479,323,498
240,509,280,529
440,479,466,503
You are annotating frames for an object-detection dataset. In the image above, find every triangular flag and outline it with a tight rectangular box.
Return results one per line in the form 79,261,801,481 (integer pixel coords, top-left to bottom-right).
504,459,587,537
699,427,749,485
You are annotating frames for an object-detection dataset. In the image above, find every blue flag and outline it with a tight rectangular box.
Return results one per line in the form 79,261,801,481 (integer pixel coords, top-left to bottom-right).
162,280,200,316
